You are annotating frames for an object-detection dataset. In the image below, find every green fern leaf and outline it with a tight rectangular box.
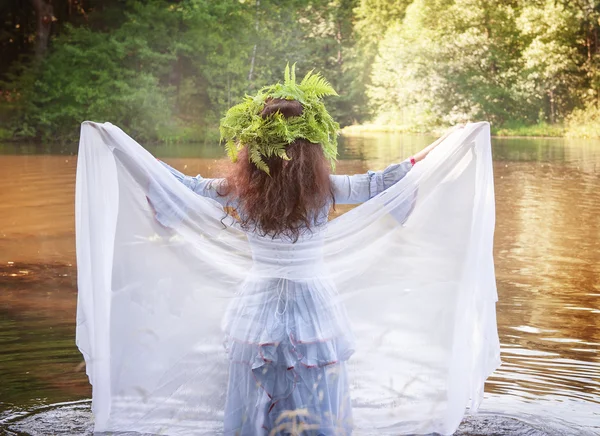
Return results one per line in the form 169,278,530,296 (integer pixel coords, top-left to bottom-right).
300,69,315,85
299,73,337,98
284,63,290,85
224,140,238,162
291,62,296,84
249,145,270,175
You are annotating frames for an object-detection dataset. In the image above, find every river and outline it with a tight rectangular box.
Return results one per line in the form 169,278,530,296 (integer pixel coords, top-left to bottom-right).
0,132,598,435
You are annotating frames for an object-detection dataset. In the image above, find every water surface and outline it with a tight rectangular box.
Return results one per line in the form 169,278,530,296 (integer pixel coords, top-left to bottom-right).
0,133,598,434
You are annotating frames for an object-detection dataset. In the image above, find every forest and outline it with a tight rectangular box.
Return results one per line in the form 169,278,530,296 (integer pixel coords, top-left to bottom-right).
1,0,600,142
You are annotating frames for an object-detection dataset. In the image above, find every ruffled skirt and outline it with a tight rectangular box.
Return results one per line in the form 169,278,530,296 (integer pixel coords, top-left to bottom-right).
222,275,355,435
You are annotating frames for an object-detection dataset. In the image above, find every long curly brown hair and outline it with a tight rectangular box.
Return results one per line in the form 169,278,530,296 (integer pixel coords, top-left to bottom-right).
218,98,335,241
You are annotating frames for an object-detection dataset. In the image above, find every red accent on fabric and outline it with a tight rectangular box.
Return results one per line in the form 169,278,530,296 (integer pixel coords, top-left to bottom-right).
258,342,276,363
250,365,273,399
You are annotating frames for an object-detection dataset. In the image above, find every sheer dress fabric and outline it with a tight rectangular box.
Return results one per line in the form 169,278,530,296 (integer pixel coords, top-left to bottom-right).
75,121,500,435
152,159,413,435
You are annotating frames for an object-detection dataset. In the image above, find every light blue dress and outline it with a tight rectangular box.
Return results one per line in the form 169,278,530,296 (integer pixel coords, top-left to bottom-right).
155,159,413,435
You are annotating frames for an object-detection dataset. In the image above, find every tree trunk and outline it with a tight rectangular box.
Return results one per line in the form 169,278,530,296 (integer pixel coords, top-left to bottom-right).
31,0,53,61
248,0,260,83
587,34,592,61
336,20,343,65
549,89,555,124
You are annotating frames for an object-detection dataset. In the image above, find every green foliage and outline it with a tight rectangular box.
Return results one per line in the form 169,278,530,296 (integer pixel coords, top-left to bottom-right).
566,102,600,138
369,0,526,128
0,126,11,141
516,0,583,124
4,1,179,141
354,0,411,46
156,124,219,144
2,0,367,141
220,64,340,174
493,121,565,138
3,0,600,140
367,0,600,135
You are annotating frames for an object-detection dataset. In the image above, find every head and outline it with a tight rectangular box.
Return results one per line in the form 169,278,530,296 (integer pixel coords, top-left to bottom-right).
221,98,335,241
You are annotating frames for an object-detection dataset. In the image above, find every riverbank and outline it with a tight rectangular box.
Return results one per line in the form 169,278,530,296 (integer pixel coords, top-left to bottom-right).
1,120,598,143
0,123,220,145
341,122,571,138
343,119,600,138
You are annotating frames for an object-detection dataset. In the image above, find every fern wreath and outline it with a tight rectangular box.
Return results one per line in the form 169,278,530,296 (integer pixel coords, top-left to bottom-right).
219,63,340,175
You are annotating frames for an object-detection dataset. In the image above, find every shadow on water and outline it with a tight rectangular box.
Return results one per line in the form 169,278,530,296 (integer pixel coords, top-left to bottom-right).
0,133,599,435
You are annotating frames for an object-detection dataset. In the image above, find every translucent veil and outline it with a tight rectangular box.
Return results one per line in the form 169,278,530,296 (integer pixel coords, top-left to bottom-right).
75,121,500,435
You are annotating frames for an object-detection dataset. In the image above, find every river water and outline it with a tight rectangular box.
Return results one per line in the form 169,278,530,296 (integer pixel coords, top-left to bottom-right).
0,132,598,435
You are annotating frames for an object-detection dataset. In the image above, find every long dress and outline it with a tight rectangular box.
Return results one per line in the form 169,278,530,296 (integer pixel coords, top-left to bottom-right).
154,159,414,435
75,121,500,436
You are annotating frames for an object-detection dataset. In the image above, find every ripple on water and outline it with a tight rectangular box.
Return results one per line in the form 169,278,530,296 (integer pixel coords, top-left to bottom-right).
0,402,598,436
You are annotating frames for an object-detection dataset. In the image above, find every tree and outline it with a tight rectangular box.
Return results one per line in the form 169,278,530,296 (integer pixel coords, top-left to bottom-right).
31,0,54,61
517,0,582,123
369,0,532,127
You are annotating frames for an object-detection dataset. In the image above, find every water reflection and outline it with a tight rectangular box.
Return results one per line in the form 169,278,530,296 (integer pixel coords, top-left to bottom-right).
0,134,599,433
487,141,600,428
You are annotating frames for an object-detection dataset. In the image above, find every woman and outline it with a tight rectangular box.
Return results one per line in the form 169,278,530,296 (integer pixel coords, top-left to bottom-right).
152,81,459,435
76,66,499,436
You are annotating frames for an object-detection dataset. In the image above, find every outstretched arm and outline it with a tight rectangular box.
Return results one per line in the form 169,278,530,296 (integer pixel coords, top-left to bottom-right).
147,159,229,228
156,159,227,204
330,159,414,205
331,125,463,205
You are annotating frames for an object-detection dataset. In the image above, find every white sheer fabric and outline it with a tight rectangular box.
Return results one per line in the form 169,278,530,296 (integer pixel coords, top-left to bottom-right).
75,121,500,435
